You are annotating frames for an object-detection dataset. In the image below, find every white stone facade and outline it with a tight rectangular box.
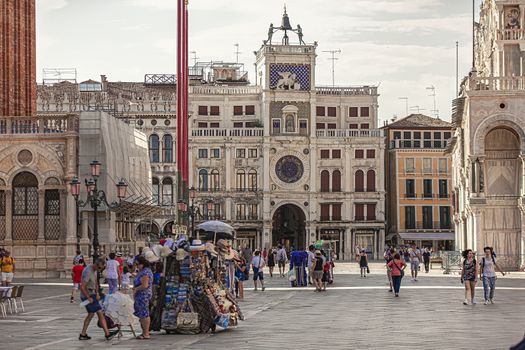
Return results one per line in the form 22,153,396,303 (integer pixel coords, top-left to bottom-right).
452,0,525,269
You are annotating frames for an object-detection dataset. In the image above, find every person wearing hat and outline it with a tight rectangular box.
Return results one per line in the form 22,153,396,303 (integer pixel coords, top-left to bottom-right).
251,250,266,291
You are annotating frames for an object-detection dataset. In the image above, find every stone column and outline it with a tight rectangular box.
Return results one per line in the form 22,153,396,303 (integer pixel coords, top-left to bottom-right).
37,189,46,241
472,210,482,253
4,190,12,242
519,155,525,196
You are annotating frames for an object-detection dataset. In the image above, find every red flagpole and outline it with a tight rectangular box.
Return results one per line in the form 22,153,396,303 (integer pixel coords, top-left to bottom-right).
182,0,189,184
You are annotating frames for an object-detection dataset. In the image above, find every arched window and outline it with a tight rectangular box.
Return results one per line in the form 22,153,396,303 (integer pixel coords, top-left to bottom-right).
152,177,160,204
355,170,364,192
248,170,258,191
285,114,295,132
236,170,246,191
320,170,330,192
332,170,342,192
162,177,173,205
12,172,39,240
210,170,220,191
198,169,208,192
163,134,173,163
149,134,160,163
366,170,376,192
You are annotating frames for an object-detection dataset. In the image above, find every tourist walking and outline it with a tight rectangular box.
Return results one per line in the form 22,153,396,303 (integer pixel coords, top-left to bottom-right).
359,250,368,278
133,256,154,340
387,253,406,297
251,250,266,291
409,244,421,281
461,249,478,305
422,248,431,273
384,248,394,292
312,250,325,292
480,246,505,305
0,250,15,287
79,258,118,341
307,245,316,284
73,250,84,265
267,247,275,277
71,259,85,303
276,245,288,277
106,252,121,294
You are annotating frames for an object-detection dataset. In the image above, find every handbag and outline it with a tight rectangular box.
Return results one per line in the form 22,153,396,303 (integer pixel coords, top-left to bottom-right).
392,260,404,278
176,300,200,334
366,266,370,274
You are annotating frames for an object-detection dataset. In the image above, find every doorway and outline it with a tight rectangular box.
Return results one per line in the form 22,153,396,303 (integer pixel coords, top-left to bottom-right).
272,204,306,250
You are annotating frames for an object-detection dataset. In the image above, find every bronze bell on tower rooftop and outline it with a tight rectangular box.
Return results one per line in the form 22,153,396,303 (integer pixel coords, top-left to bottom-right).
281,5,292,30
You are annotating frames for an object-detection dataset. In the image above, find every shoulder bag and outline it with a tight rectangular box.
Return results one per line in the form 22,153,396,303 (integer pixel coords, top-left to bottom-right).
392,260,404,278
176,300,200,334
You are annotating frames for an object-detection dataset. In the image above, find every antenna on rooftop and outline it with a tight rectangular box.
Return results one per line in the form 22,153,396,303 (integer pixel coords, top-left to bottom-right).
234,43,242,63
426,85,438,118
322,49,341,87
190,51,199,66
410,105,426,114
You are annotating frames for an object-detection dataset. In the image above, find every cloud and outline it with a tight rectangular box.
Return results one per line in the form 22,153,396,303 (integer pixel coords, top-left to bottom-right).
38,0,68,12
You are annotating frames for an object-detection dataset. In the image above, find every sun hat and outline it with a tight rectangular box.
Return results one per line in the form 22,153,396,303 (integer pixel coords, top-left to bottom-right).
192,239,203,246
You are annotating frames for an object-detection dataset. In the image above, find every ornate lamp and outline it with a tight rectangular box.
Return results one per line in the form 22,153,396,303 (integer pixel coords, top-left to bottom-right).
189,186,196,200
116,179,128,199
90,160,101,177
85,179,96,194
69,177,81,198
178,201,187,212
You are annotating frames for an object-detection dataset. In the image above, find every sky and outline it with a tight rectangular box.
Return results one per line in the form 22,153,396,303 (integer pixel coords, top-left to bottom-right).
36,0,477,123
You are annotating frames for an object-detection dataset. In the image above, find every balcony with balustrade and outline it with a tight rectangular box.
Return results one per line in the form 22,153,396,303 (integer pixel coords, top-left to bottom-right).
191,128,264,138
316,129,381,138
0,115,78,135
316,86,378,96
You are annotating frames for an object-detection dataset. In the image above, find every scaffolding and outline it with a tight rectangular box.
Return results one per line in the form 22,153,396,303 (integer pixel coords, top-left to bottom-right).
42,68,77,85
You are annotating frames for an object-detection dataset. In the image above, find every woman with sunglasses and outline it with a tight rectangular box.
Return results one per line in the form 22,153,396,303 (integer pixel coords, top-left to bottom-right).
461,249,478,305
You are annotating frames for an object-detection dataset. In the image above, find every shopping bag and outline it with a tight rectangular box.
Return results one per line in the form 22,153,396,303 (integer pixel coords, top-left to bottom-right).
287,270,296,282
176,301,200,334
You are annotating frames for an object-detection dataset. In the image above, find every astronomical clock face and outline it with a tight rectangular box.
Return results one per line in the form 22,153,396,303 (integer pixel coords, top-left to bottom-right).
275,155,304,183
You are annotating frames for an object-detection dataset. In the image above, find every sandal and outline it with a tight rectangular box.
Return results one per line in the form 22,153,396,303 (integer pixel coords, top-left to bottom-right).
136,335,151,340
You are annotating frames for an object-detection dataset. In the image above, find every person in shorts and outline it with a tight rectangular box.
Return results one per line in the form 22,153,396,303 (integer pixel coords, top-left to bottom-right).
79,258,118,341
71,259,85,303
312,251,326,292
250,250,266,291
276,245,288,277
0,250,15,286
409,244,421,281
307,245,316,284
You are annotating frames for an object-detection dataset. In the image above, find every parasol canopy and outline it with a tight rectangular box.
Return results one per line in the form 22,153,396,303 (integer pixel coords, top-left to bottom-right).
103,292,136,326
196,220,234,234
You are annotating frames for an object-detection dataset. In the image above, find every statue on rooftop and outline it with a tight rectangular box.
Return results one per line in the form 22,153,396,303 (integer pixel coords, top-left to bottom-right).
297,24,305,45
268,23,276,44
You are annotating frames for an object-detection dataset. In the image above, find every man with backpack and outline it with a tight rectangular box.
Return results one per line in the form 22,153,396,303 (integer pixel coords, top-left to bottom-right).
479,246,505,305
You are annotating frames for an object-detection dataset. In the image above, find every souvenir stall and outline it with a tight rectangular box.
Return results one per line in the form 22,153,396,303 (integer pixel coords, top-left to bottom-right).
148,221,243,335
289,250,308,287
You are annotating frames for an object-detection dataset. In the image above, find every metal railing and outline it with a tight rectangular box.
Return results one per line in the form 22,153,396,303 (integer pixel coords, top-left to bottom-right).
443,252,524,273
404,221,452,230
316,129,381,138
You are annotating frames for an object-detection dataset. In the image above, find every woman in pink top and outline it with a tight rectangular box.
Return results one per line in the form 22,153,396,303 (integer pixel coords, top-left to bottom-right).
387,253,406,297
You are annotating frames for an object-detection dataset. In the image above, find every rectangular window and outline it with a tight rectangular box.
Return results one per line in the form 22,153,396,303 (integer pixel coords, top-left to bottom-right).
438,158,448,174
327,107,337,117
393,131,401,139
210,122,220,128
236,149,246,158
423,206,433,229
248,204,258,220
405,206,416,229
299,120,308,135
233,122,243,128
233,106,243,115
245,121,258,128
236,204,246,220
360,123,369,129
439,179,448,198
366,203,376,220
198,122,208,128
248,148,258,158
423,179,433,198
444,132,451,140
209,106,220,116
316,106,325,117
405,179,415,198
320,204,330,221
320,150,330,159
245,105,255,115
355,204,365,221
273,119,281,134
423,131,432,148
349,107,358,117
211,148,220,158
413,131,421,139
355,149,364,159
327,123,337,129
360,107,370,117
403,131,411,139
316,123,325,129
198,149,208,158
423,158,432,173
440,206,451,229
349,123,358,129
405,158,415,173
366,149,375,158
198,106,208,115
332,149,341,159
332,204,342,221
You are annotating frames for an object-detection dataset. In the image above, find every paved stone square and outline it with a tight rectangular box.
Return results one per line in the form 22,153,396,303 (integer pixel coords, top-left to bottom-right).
1,263,524,350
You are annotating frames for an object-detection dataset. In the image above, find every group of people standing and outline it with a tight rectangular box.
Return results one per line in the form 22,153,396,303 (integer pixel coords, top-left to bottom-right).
74,249,155,341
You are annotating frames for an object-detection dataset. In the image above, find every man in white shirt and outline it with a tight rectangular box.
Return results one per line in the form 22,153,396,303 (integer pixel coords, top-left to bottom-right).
306,245,316,285
276,245,288,277
105,252,121,294
409,244,421,281
250,250,266,291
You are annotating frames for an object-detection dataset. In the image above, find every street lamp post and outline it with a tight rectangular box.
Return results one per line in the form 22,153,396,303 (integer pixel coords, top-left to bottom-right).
187,187,200,238
69,160,128,263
